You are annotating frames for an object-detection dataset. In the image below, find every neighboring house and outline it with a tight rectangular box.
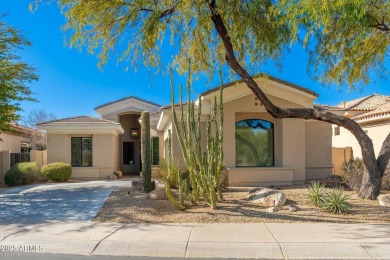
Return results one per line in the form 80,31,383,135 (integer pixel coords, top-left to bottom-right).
38,76,333,186
322,94,390,159
0,122,36,153
0,123,39,185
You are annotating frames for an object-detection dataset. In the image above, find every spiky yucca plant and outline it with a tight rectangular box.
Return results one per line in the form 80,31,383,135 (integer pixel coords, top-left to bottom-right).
323,187,352,214
306,181,327,207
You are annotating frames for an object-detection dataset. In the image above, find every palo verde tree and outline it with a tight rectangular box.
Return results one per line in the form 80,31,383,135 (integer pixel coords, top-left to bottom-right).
32,0,390,199
0,17,37,135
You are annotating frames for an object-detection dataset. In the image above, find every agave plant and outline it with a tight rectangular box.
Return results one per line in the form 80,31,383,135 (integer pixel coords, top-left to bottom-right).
323,187,352,214
306,181,327,207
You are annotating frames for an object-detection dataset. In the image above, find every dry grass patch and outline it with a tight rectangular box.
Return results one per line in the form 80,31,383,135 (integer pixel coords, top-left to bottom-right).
93,185,390,224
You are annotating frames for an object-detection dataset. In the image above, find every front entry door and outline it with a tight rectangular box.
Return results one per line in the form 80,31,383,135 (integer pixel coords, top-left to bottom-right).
121,142,140,174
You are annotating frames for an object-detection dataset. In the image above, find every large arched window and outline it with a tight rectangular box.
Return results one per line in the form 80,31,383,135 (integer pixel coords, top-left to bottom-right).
235,119,274,167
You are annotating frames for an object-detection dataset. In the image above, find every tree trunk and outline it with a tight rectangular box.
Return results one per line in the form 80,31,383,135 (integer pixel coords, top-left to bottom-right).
208,2,390,199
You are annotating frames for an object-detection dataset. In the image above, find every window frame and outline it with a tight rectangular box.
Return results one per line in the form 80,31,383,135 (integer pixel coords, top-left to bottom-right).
235,118,275,167
71,137,93,167
151,136,160,165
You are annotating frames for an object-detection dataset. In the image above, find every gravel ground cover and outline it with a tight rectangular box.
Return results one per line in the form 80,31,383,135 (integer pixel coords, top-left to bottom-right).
93,185,390,224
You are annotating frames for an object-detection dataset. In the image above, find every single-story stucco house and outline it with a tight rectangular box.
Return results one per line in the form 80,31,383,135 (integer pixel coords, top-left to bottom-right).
38,76,333,186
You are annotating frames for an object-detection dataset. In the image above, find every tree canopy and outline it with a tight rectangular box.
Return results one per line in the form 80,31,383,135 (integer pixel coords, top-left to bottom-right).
32,0,289,75
275,0,390,88
0,17,37,134
33,0,389,88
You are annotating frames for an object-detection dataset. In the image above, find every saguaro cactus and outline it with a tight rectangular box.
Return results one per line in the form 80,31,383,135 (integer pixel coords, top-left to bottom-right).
141,111,151,193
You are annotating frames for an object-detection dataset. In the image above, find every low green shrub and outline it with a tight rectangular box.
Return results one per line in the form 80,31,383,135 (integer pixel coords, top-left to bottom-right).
4,162,39,186
41,162,72,182
342,158,364,192
323,187,352,214
306,181,327,207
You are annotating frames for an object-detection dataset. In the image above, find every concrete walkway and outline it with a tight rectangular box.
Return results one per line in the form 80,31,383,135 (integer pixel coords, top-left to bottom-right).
1,221,390,259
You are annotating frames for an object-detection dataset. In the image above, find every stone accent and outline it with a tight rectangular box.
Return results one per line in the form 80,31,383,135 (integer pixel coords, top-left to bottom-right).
248,187,286,207
378,194,390,207
321,175,343,188
147,187,167,200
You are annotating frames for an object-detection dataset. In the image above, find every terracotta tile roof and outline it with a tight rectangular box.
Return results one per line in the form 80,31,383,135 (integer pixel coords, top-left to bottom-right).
9,122,36,134
95,96,162,110
335,94,389,111
353,102,390,120
37,116,119,125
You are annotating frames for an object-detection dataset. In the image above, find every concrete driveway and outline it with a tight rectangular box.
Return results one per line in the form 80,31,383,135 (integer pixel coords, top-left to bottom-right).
0,180,132,223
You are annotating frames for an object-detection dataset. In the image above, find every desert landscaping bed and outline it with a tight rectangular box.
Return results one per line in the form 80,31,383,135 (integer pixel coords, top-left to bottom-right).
93,185,390,224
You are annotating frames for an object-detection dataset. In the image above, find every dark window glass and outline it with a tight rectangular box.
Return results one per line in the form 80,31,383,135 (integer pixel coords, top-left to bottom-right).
71,137,92,167
123,142,135,165
334,126,340,136
235,119,274,167
151,137,159,165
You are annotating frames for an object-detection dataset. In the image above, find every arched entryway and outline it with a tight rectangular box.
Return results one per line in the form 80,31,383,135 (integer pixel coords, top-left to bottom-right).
119,114,141,174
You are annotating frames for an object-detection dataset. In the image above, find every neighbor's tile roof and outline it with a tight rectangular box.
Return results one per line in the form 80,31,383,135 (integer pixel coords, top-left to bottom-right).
9,122,36,134
37,116,119,125
335,94,389,111
353,102,390,120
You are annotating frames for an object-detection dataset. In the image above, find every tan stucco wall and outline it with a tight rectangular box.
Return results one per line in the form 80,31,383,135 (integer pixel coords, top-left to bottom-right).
332,121,390,158
281,118,306,183
46,133,119,180
0,132,31,153
159,92,331,186
305,121,333,180
222,94,309,185
47,134,69,163
332,147,353,176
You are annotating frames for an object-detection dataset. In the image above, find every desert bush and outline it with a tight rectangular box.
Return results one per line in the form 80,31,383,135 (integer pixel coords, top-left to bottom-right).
342,158,364,192
322,187,352,214
41,162,72,182
157,158,180,187
4,162,40,186
306,181,327,207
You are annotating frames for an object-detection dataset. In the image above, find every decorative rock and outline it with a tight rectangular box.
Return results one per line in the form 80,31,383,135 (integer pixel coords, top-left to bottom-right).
130,180,157,193
132,181,143,190
287,205,300,212
147,187,167,200
266,207,281,213
378,194,390,207
113,170,123,179
321,175,343,188
248,187,286,207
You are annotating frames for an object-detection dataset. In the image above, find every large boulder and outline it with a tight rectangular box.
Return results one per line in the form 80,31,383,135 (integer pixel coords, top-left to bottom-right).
321,175,343,188
378,194,390,207
248,187,286,207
